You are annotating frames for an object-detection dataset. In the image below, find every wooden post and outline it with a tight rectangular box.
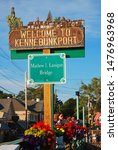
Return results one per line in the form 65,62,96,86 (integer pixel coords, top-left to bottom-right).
43,49,53,128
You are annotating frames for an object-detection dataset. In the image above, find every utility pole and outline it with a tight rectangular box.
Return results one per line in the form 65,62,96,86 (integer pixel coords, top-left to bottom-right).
25,72,28,129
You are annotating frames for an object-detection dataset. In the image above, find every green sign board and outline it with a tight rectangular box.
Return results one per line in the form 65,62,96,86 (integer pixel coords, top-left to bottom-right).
28,53,66,84
10,48,85,60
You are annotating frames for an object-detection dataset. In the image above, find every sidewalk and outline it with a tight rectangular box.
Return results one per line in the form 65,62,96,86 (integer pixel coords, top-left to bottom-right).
0,145,19,150
0,138,22,150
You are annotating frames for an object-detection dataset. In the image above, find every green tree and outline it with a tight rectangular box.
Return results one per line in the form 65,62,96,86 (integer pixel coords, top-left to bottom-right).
61,98,76,117
16,85,43,101
79,77,101,112
54,99,63,114
0,90,13,98
78,77,101,125
54,93,63,113
16,91,24,100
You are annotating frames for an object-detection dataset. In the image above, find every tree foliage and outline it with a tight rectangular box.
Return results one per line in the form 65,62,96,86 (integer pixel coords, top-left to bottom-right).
16,85,43,101
61,98,76,117
0,90,13,99
79,77,101,112
57,77,101,120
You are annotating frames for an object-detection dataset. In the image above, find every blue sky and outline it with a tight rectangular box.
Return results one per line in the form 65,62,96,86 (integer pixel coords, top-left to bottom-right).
0,0,101,101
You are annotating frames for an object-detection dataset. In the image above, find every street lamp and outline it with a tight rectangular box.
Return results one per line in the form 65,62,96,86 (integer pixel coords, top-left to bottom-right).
76,91,80,120
25,72,28,129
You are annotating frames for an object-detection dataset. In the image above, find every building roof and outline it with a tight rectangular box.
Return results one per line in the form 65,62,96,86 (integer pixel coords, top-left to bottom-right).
26,100,44,113
0,98,24,112
0,98,44,114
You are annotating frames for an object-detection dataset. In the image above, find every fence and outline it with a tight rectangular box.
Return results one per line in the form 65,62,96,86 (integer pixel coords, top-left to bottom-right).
79,129,101,150
63,129,101,150
79,143,101,150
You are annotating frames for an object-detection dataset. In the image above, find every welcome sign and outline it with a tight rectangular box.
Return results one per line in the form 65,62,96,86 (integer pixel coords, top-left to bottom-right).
9,27,84,50
7,10,85,59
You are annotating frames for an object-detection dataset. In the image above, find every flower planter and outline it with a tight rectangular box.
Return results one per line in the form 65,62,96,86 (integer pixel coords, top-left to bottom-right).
22,121,88,150
56,136,65,149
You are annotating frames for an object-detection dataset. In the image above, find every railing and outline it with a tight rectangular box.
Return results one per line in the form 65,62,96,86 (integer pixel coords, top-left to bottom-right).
62,129,101,150
79,129,101,150
86,130,101,147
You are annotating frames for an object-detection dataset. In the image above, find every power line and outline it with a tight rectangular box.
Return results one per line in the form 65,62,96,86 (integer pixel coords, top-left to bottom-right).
0,47,25,73
0,47,25,91
0,85,16,95
61,86,77,90
0,71,24,88
0,47,9,59
67,78,92,81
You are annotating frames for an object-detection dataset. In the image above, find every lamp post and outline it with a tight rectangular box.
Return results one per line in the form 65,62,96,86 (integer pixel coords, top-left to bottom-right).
76,91,80,120
83,106,85,126
25,72,28,129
